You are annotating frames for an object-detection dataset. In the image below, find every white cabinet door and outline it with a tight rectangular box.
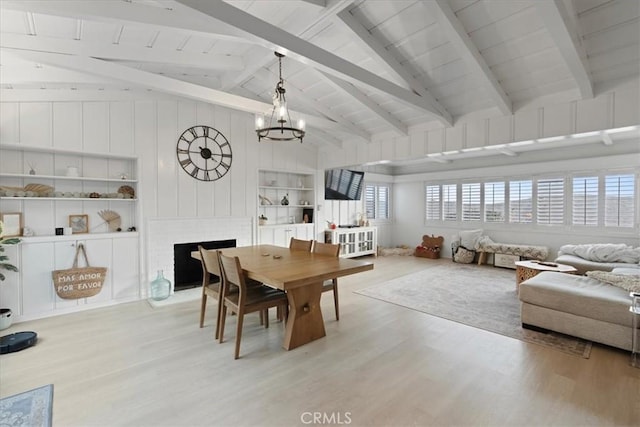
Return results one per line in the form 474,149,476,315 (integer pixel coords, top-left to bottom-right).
53,241,82,309
294,224,314,241
22,242,56,316
82,238,113,304
273,226,296,247
112,236,140,300
258,227,275,245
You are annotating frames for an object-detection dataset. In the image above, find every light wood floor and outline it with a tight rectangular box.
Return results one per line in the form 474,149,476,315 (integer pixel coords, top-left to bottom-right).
1,256,639,426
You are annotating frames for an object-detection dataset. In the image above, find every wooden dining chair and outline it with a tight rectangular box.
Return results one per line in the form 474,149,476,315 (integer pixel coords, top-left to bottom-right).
198,246,225,339
198,246,267,339
289,237,313,251
311,241,341,321
217,252,289,359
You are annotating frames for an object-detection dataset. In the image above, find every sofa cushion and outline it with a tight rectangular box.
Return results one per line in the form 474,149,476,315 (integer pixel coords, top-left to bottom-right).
586,270,640,292
459,229,483,250
612,267,640,276
519,271,632,327
554,254,638,275
558,243,640,263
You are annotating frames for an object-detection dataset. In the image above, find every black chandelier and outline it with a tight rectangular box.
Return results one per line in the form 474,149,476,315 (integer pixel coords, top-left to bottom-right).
255,52,305,143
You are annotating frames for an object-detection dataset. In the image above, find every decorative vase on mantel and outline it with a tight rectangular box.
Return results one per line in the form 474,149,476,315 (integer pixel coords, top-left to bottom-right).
150,270,171,301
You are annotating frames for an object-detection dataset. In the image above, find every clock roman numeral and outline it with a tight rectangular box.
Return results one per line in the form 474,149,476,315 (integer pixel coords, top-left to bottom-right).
188,127,198,139
177,148,190,154
180,158,192,167
218,161,231,172
204,170,210,181
191,166,200,178
202,126,209,138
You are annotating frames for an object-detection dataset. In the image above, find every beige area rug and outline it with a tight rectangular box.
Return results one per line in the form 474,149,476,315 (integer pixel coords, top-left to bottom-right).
355,263,592,358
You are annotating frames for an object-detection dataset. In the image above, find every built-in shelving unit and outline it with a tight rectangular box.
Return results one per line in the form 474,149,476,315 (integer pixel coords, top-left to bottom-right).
257,169,315,246
0,143,139,235
0,143,142,322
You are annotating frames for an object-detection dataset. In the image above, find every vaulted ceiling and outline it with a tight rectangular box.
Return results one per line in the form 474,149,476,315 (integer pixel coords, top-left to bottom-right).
1,0,639,150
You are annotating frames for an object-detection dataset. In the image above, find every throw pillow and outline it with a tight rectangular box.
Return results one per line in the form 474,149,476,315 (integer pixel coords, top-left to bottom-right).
586,270,640,293
453,246,476,264
459,229,483,250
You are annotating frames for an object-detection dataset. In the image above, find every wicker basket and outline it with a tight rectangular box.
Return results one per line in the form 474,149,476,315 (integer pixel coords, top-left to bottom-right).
414,234,444,259
52,243,107,299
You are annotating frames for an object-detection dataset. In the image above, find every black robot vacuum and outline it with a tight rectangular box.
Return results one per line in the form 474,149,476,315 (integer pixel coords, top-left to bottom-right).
0,331,38,354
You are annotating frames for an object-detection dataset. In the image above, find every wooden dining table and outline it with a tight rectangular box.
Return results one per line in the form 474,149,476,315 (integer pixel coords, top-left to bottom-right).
192,244,374,350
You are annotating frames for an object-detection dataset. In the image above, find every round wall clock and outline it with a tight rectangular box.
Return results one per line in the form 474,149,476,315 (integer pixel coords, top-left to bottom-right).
176,125,232,181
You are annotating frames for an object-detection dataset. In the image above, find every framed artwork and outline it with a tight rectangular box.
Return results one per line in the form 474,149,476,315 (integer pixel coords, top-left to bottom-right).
0,212,23,237
69,214,89,234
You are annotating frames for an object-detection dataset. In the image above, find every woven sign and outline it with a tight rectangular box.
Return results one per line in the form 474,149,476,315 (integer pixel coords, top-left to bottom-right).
51,244,107,299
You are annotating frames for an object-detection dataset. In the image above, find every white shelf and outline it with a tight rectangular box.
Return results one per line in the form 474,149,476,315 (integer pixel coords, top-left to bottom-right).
0,172,137,183
0,142,137,160
20,231,139,243
1,197,137,201
259,204,313,208
258,186,314,191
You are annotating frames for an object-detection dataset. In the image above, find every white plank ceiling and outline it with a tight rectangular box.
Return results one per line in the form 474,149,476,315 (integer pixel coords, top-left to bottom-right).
0,0,638,149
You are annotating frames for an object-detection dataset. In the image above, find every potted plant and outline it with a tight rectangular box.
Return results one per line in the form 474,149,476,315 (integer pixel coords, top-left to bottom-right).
0,220,21,330
258,214,268,226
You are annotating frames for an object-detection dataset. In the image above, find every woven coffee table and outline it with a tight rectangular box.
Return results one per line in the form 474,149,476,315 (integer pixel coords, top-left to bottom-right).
515,260,578,287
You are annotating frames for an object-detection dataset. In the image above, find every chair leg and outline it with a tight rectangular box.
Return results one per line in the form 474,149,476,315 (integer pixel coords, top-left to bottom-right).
332,280,339,321
259,310,264,325
214,292,223,340
219,304,228,344
264,309,269,329
199,294,207,328
234,310,244,359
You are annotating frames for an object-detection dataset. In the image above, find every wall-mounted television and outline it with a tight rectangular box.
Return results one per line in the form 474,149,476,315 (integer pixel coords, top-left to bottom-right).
324,169,365,201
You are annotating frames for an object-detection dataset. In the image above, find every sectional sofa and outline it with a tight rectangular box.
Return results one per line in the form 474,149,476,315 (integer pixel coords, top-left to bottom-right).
519,244,640,351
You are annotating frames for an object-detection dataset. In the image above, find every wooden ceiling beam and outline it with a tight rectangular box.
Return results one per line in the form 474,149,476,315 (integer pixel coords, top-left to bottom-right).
428,0,512,116
336,6,452,124
0,33,244,71
3,48,353,136
534,0,593,98
175,0,452,126
0,0,256,45
219,0,353,92
320,72,408,136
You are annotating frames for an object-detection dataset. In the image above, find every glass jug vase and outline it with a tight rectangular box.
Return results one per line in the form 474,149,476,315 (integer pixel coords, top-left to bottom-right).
150,270,171,301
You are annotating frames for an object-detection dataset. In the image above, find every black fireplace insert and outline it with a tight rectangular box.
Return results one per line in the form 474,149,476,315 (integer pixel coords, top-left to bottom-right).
173,239,236,291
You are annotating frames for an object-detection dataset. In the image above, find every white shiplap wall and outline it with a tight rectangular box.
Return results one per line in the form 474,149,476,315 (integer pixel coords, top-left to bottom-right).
0,100,319,281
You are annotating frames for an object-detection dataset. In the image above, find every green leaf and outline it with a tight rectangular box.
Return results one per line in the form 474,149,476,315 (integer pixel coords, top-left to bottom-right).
0,238,21,245
0,272,5,281
0,255,8,262
0,263,18,272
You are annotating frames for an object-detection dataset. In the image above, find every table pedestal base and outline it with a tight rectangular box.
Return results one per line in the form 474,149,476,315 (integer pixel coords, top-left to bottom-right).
283,282,326,350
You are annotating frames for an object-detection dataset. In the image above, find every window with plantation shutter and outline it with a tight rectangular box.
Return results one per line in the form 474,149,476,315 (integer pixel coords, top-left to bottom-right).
484,182,505,222
425,185,440,221
443,184,457,221
509,180,532,223
364,184,390,220
537,178,564,225
461,183,481,221
605,174,635,227
572,177,598,226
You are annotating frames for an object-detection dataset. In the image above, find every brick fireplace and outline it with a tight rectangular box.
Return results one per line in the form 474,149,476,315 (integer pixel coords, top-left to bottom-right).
145,217,253,294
